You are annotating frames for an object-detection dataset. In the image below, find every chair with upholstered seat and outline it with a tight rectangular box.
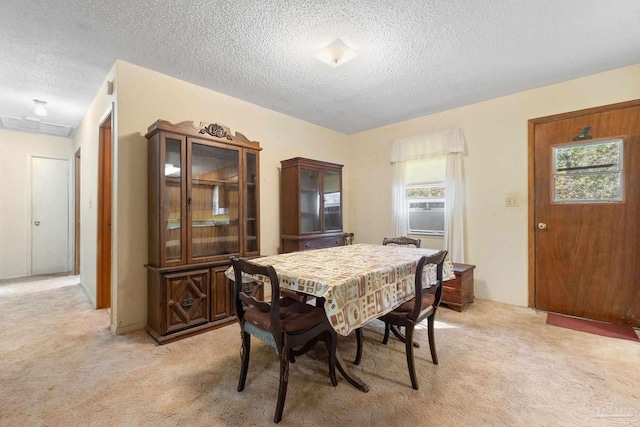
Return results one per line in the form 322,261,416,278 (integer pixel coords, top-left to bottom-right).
380,236,424,346
344,232,355,245
382,236,421,248
231,257,338,423
378,250,447,389
352,236,424,364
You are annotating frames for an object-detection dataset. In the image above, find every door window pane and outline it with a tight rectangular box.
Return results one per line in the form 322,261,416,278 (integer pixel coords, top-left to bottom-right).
553,138,623,203
191,143,239,258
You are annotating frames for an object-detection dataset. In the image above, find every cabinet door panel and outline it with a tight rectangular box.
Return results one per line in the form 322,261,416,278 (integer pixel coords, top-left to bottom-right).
211,267,233,321
161,135,186,266
164,269,209,334
323,170,342,231
245,151,259,254
300,169,321,233
189,141,240,262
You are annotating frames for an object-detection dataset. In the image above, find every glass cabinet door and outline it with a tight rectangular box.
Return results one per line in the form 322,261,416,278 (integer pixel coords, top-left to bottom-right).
189,142,240,260
163,137,183,263
323,170,342,231
300,169,321,233
245,152,258,253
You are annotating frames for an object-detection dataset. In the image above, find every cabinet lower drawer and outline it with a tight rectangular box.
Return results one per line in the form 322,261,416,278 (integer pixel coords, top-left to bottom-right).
282,234,346,252
303,236,345,250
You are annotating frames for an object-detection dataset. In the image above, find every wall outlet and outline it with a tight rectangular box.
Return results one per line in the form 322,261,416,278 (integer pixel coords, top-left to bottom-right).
506,195,519,207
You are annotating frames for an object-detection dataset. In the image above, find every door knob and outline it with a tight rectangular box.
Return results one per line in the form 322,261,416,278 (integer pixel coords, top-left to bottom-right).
34,221,40,226
537,222,547,230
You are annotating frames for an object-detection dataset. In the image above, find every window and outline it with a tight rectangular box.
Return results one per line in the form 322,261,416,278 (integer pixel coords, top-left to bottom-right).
405,156,446,236
407,184,445,235
552,138,623,203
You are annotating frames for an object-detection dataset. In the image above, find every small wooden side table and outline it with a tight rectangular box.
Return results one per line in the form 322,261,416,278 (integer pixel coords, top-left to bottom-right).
441,263,475,312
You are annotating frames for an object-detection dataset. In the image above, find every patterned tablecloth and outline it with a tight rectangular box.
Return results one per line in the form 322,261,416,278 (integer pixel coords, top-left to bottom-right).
225,244,454,336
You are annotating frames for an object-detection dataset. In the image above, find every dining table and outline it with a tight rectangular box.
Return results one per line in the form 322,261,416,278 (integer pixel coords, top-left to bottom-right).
225,243,455,392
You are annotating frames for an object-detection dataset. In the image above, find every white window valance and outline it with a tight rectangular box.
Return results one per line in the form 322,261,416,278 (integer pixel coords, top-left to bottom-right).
390,128,464,163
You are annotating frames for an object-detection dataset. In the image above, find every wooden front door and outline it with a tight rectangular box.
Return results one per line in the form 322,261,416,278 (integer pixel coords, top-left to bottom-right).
530,100,640,327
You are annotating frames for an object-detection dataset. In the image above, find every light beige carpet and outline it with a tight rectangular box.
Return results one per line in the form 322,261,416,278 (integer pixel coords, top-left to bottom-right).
1,275,639,427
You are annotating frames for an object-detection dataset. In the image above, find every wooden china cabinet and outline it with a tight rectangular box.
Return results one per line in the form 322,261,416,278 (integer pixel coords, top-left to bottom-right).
145,120,262,344
280,157,347,253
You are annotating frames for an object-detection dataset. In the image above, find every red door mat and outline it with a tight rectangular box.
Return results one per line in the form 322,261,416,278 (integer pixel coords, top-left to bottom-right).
546,313,640,342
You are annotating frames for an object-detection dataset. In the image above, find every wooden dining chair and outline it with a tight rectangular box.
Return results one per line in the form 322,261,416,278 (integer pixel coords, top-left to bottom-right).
381,236,424,346
230,257,338,424
344,232,355,245
352,236,423,365
382,236,422,248
378,250,447,389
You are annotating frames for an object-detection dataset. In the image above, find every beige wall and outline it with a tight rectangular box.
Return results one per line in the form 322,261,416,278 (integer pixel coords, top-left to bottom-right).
0,128,73,279
112,60,349,333
69,59,640,334
347,63,640,306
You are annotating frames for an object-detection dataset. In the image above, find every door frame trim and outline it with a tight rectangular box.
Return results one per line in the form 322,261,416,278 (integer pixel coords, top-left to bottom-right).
74,148,81,275
527,98,640,307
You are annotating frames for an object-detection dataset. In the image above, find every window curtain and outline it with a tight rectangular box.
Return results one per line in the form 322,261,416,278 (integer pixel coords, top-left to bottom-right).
391,161,408,237
390,128,466,262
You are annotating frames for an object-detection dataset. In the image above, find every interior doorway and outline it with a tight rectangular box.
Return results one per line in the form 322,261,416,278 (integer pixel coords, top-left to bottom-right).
529,99,640,327
97,113,112,309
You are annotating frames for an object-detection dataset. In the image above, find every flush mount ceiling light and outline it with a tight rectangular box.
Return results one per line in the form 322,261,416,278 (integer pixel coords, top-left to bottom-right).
315,38,357,67
33,99,48,116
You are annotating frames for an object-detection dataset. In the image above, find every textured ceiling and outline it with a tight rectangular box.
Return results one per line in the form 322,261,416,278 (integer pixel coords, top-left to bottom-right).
1,0,639,137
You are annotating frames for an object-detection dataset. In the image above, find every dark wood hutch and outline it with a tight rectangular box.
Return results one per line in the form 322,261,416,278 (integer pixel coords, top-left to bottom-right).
145,120,262,344
280,157,348,253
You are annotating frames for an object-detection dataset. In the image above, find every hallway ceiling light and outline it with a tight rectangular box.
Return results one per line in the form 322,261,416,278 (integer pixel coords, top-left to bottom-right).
33,99,47,116
315,39,357,68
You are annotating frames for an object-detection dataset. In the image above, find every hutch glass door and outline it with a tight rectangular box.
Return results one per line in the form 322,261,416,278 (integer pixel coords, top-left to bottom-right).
189,142,240,261
299,169,320,233
323,170,341,231
163,136,183,263
245,152,258,253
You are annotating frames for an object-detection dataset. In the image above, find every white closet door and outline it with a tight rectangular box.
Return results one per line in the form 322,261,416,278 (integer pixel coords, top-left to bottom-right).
32,157,69,275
